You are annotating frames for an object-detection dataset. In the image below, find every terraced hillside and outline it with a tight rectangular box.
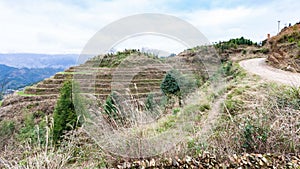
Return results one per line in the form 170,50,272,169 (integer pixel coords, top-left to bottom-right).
0,49,208,124
24,65,166,101
25,52,203,99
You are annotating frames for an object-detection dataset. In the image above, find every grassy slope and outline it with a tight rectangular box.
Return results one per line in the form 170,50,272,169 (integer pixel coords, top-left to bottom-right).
0,49,299,168
207,63,299,155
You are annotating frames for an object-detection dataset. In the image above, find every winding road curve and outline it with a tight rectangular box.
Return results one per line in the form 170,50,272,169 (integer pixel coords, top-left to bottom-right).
239,58,300,87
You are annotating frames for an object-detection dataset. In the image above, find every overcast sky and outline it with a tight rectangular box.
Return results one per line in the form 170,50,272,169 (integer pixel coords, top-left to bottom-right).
1,0,300,54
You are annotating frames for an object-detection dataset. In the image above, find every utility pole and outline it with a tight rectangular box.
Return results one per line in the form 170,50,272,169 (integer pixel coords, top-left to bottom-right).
278,20,280,34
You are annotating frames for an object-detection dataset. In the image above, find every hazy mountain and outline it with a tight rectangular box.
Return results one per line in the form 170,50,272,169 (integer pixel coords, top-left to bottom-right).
0,64,64,92
0,53,78,68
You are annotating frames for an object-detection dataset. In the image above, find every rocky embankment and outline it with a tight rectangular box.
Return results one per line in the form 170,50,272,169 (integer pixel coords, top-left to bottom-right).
266,23,300,72
116,153,300,168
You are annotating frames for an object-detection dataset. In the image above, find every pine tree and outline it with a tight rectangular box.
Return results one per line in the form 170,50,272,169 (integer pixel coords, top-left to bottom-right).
160,71,180,97
160,70,182,106
53,80,78,144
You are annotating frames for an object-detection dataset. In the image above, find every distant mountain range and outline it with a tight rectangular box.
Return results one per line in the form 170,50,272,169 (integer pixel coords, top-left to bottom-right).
0,64,65,93
0,53,78,68
0,53,79,96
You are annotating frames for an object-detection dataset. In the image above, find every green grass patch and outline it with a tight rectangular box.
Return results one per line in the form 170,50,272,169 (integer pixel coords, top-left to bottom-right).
58,71,94,75
18,112,47,145
275,86,300,109
183,104,202,116
17,91,37,96
223,98,244,115
172,108,180,115
57,71,74,74
227,86,246,99
156,115,176,133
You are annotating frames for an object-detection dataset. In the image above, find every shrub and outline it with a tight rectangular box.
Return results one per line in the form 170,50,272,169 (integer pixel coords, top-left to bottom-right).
187,138,203,155
288,37,295,43
195,74,204,87
242,49,247,54
223,99,244,115
222,61,233,76
172,108,180,115
18,113,47,144
156,115,176,133
276,86,300,109
145,93,155,111
18,114,35,140
242,122,269,152
103,92,128,128
0,120,15,137
221,61,246,79
257,48,269,54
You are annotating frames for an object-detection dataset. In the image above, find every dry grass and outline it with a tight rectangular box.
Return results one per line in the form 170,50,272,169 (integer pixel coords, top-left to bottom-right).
181,62,299,158
206,77,300,156
0,116,109,169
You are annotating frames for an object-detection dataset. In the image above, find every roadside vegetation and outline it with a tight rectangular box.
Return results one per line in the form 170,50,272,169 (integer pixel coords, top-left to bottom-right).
207,63,299,155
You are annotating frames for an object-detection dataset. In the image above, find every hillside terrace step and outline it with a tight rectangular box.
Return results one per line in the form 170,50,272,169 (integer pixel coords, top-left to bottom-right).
76,81,162,89
30,81,163,91
71,70,167,74
75,93,162,101
53,72,173,81
119,82,162,88
72,81,163,89
71,65,196,72
59,67,200,76
36,83,62,88
43,79,65,84
120,96,162,104
75,78,164,83
24,85,162,96
69,66,170,71
92,92,163,99
1,94,58,107
101,96,163,108
24,87,59,94
77,86,161,94
53,73,73,79
24,91,59,95
110,75,165,80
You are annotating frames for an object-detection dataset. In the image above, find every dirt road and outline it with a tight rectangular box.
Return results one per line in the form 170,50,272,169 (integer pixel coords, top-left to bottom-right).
239,58,300,87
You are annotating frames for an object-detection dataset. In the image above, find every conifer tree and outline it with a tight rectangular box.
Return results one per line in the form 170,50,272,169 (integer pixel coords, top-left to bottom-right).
53,80,78,143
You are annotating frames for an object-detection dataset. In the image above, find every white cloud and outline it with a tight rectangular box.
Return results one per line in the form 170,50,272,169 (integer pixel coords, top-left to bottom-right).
0,0,299,53
180,0,300,43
